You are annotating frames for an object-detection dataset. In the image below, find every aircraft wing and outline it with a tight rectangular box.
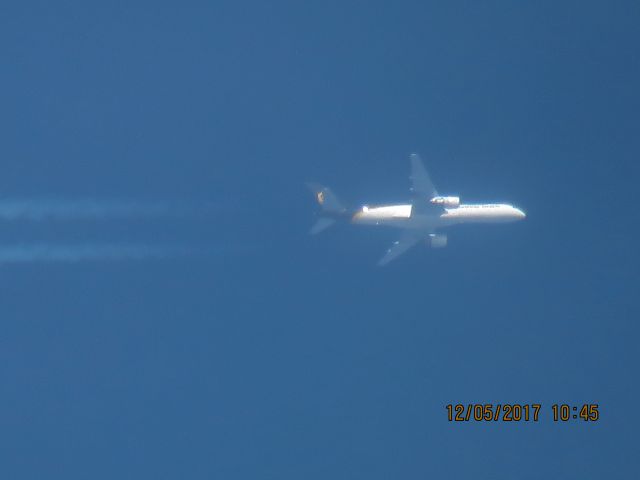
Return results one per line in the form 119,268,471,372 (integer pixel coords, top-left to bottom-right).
409,153,442,216
409,153,438,199
377,232,422,266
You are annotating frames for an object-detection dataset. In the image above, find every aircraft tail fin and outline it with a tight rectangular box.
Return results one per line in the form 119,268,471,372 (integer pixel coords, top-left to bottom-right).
306,183,346,214
306,183,347,235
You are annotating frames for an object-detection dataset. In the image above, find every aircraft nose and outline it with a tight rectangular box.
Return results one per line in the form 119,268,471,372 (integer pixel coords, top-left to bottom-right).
515,208,526,220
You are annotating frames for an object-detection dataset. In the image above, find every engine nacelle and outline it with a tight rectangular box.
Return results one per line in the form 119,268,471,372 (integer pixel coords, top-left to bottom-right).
430,196,460,208
428,233,447,248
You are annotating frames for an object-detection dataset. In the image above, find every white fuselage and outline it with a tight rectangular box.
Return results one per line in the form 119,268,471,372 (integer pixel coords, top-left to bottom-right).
351,203,526,230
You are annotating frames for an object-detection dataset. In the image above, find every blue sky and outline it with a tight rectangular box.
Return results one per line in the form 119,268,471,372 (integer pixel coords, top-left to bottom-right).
1,1,638,478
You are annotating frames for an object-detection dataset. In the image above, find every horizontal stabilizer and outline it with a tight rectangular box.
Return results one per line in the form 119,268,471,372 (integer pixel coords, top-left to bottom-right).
310,217,336,235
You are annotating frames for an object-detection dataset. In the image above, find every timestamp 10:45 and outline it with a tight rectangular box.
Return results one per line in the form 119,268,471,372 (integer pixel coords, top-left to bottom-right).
552,404,599,422
445,404,600,422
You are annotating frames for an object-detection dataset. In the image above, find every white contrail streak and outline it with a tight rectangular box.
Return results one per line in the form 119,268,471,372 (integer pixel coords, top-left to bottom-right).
0,244,201,264
0,199,205,221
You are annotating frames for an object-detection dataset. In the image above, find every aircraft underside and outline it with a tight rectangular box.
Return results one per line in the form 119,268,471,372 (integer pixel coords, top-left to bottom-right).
309,154,525,265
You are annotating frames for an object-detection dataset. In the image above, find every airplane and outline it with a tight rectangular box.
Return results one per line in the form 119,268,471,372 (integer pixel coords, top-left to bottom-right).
308,153,526,265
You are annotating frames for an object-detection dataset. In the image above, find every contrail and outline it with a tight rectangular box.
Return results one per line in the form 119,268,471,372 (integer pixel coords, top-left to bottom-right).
0,243,205,264
0,198,214,221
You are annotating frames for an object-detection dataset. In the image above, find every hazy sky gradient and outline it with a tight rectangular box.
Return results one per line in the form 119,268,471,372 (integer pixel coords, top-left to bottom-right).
1,1,638,478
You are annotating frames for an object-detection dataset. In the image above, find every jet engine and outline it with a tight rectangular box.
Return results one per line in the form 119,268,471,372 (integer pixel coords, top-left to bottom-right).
428,233,447,248
430,196,460,208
